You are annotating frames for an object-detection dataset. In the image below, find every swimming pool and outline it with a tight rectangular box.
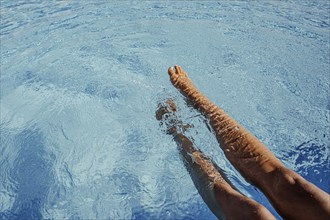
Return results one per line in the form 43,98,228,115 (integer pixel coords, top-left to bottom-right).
1,0,329,219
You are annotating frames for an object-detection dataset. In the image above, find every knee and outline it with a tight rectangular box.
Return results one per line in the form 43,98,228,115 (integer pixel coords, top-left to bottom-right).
272,168,307,194
251,203,276,220
225,198,276,220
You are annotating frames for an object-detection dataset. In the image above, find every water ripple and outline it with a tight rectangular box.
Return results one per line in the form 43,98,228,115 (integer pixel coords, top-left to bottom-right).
1,1,329,219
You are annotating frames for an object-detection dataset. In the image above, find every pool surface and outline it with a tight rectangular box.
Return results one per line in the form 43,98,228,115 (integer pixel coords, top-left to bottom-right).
1,1,329,219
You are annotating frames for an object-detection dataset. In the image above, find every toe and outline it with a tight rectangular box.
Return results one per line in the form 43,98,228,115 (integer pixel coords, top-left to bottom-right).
155,105,168,120
166,99,177,112
175,65,183,74
168,66,176,76
174,65,187,78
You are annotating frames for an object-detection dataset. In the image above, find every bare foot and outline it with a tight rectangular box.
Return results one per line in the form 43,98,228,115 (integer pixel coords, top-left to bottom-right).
168,65,218,115
156,99,177,121
156,99,192,135
156,99,178,135
168,65,200,98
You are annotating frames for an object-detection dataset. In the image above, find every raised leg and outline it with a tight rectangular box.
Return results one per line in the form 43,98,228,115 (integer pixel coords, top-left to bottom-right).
168,65,330,220
156,100,275,220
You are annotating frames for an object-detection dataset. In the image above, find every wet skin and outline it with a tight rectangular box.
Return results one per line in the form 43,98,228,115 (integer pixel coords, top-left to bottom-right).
157,65,330,220
156,100,275,220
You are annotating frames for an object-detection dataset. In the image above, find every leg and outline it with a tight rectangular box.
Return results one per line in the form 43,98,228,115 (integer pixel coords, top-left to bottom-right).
156,100,275,220
168,65,330,219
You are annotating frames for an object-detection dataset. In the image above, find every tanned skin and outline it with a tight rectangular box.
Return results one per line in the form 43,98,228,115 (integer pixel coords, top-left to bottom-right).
158,65,330,220
156,100,276,220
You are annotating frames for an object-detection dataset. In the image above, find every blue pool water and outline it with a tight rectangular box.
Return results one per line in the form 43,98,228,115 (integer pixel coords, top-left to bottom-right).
1,1,329,219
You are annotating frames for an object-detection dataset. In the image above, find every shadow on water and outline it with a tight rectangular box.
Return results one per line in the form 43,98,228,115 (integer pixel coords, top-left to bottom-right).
2,127,55,219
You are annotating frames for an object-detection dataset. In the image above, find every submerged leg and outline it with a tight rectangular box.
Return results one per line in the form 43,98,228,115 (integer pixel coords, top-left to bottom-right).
156,100,275,220
168,65,330,220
